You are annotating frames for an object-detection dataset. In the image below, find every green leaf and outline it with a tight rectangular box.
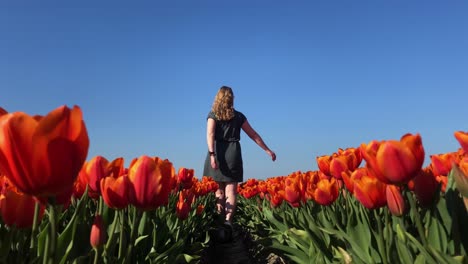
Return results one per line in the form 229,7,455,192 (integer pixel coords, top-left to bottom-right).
134,235,148,247
269,240,311,264
405,231,438,264
426,213,447,253
394,225,414,264
37,222,50,257
414,254,426,264
138,211,148,237
428,246,463,264
56,192,89,264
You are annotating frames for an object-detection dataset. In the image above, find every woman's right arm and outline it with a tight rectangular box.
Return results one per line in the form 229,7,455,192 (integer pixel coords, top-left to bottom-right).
207,118,218,169
241,120,276,161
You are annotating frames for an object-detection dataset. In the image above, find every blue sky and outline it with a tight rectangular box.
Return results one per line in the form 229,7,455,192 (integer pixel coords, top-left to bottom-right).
1,1,467,180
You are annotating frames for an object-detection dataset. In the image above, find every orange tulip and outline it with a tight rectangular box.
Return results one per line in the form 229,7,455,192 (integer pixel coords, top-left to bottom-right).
317,155,332,176
413,168,439,206
386,185,406,216
283,173,306,207
353,175,387,209
0,105,89,199
90,214,107,249
314,178,339,206
454,131,468,153
127,155,175,211
330,156,348,179
341,148,362,171
360,133,425,184
430,153,456,177
0,181,45,229
268,191,284,208
341,167,366,194
284,177,301,208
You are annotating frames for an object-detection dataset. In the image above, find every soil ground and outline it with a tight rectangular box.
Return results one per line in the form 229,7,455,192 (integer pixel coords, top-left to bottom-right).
202,223,288,264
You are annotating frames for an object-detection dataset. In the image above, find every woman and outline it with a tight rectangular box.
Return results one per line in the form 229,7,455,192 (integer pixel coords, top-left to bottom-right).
203,86,276,228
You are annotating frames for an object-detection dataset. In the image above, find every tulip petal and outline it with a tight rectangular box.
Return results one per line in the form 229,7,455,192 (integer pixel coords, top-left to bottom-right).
0,113,37,194
377,141,418,184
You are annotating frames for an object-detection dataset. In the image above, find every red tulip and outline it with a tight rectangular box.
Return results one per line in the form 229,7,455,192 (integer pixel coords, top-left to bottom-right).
386,185,406,216
413,168,439,206
0,107,7,116
0,180,45,229
100,174,130,209
360,133,425,184
90,214,107,249
177,167,194,189
196,204,205,215
79,156,109,198
127,156,175,211
0,105,89,200
176,189,193,220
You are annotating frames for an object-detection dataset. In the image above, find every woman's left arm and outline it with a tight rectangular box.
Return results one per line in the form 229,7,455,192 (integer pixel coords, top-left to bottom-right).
207,118,218,169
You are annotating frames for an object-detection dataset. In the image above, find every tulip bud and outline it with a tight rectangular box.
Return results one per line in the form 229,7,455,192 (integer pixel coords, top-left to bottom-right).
386,185,406,216
90,215,107,249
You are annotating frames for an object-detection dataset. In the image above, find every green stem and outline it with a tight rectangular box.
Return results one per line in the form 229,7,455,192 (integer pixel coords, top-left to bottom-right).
42,231,50,264
46,203,58,264
93,248,100,264
103,211,119,257
30,201,40,250
374,210,388,264
384,208,392,261
98,196,104,215
125,208,142,264
118,210,126,260
406,191,427,246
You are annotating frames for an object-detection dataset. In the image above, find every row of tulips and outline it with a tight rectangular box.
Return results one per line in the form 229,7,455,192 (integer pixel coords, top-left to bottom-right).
0,105,219,263
2,104,468,263
237,132,468,263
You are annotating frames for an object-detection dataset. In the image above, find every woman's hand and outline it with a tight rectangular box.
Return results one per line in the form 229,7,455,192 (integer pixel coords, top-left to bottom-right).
266,150,276,161
210,155,218,169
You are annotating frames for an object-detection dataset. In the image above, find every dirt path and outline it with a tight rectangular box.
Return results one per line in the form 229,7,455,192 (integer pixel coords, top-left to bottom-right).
202,224,287,264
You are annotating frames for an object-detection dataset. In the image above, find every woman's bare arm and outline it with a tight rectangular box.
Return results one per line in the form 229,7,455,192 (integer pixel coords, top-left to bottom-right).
241,120,276,161
206,118,218,169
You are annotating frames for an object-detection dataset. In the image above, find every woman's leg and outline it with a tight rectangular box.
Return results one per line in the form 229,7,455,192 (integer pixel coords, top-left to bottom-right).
215,182,226,216
224,182,238,223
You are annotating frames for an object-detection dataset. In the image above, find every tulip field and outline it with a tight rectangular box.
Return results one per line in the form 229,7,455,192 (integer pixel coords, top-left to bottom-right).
0,105,467,264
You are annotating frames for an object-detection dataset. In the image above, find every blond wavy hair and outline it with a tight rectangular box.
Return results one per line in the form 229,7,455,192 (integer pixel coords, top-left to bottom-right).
211,86,235,121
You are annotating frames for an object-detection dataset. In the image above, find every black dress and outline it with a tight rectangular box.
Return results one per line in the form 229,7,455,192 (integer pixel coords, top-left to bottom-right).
203,110,246,183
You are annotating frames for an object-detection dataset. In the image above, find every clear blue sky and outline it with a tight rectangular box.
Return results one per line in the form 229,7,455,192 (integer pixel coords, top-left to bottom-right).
1,1,467,180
